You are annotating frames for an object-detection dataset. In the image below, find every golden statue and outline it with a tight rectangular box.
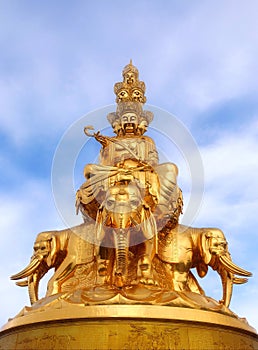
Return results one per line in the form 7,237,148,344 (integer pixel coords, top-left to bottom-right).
4,62,257,350
11,61,251,313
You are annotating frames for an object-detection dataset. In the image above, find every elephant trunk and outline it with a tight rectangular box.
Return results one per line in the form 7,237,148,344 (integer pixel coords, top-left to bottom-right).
113,228,130,287
11,256,48,304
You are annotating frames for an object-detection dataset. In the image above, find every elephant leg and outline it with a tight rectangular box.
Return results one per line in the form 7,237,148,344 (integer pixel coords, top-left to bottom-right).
173,271,189,291
138,238,157,285
172,263,191,291
97,246,111,277
28,274,40,305
98,259,108,276
46,260,76,296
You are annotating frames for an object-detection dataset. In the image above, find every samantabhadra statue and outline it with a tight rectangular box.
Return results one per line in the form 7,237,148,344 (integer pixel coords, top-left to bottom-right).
4,62,257,350
11,60,251,311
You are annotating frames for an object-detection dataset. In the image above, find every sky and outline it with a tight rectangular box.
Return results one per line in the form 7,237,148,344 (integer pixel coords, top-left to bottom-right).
1,0,258,331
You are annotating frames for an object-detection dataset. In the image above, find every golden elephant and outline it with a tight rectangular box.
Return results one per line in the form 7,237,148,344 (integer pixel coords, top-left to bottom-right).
95,181,158,287
11,223,97,304
154,223,252,307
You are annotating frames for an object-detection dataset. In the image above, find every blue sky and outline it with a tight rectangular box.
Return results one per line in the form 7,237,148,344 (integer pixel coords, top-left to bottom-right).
1,0,258,330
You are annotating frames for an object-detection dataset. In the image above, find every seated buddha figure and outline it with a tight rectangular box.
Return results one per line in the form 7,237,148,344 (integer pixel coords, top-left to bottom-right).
76,101,182,229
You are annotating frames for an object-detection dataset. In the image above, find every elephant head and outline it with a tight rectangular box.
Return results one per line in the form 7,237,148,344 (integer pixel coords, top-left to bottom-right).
95,181,157,287
199,228,252,307
11,231,61,304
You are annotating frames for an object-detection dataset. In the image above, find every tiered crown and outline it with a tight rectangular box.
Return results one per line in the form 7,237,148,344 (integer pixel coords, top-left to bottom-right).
114,60,147,104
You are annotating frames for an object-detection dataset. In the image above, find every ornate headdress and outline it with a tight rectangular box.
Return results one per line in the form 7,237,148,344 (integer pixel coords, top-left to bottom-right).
114,60,146,104
108,61,153,134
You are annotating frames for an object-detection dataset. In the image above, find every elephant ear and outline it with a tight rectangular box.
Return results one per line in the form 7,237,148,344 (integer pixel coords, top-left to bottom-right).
196,261,208,278
200,231,212,265
47,235,60,267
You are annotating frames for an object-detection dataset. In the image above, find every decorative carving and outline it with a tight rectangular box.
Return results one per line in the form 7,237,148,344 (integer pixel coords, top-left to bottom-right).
123,324,180,350
16,333,76,349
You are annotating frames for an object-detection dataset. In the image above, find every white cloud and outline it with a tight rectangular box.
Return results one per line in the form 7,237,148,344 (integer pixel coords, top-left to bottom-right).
196,120,258,227
139,1,258,118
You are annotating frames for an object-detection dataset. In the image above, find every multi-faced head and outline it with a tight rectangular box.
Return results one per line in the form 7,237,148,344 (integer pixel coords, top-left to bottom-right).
107,102,153,136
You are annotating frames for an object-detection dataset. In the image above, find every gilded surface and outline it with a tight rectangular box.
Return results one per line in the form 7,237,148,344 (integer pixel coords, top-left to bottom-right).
9,62,252,324
1,316,258,350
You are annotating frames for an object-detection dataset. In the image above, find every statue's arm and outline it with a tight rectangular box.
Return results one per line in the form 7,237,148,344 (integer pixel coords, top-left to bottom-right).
93,131,109,148
84,126,109,148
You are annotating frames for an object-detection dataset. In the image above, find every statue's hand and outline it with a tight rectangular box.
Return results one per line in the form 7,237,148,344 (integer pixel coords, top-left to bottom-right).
94,131,109,147
84,126,109,147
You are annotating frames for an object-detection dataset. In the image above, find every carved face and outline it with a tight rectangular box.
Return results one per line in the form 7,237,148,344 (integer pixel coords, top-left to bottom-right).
120,112,139,134
117,89,129,102
132,89,144,102
124,72,136,84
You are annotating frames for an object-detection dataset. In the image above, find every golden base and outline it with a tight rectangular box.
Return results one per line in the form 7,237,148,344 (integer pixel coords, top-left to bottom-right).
1,305,258,349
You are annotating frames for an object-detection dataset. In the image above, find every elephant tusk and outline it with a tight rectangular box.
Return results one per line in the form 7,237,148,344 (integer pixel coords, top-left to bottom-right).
233,277,248,284
10,258,42,280
219,255,252,277
15,279,28,287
